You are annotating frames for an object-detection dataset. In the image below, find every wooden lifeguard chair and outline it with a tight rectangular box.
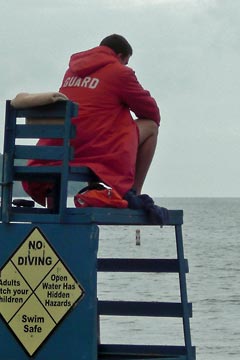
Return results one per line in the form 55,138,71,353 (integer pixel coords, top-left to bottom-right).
0,99,195,359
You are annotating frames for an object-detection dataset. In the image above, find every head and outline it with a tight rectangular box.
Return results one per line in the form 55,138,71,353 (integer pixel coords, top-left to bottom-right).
100,34,133,65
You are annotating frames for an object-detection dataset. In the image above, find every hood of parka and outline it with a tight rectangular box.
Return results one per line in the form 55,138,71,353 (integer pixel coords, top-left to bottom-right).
69,46,119,77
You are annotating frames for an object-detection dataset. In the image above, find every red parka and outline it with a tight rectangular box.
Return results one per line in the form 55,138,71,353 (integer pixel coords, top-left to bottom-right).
23,46,160,206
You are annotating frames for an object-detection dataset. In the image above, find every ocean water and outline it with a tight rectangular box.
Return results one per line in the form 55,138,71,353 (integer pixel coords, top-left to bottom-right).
97,198,240,360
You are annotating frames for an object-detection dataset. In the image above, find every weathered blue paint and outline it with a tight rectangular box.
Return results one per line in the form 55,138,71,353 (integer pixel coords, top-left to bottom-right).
0,100,195,359
0,223,99,359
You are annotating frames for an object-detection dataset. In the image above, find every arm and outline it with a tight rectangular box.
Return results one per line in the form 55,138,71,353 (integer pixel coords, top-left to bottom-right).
118,67,161,125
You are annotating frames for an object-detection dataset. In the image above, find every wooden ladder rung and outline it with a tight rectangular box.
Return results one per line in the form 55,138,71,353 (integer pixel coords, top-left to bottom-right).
98,301,192,318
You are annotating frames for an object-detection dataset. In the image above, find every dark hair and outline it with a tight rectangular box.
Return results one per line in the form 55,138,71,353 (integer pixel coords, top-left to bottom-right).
100,34,133,57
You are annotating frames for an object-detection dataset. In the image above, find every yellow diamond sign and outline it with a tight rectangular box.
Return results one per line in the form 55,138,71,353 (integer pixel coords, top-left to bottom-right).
0,227,84,356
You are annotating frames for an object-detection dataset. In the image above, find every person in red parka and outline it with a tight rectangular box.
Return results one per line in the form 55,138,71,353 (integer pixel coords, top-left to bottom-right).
23,34,160,207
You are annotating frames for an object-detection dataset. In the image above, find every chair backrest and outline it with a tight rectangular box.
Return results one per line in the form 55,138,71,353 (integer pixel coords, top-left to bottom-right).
1,100,79,222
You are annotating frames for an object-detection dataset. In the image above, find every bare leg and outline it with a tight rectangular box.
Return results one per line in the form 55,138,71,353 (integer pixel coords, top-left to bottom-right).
133,119,159,195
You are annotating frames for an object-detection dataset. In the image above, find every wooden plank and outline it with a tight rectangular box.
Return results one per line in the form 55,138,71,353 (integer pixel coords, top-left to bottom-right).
98,344,196,358
9,208,183,226
13,165,96,180
98,355,186,360
97,258,189,273
14,145,69,160
16,124,76,139
14,165,62,175
13,101,78,118
65,208,183,226
98,301,192,318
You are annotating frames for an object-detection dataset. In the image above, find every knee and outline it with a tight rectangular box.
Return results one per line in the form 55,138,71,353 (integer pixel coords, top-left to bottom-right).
148,120,159,136
136,119,159,143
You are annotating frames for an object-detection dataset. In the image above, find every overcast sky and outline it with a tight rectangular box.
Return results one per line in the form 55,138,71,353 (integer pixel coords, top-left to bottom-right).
1,0,239,197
